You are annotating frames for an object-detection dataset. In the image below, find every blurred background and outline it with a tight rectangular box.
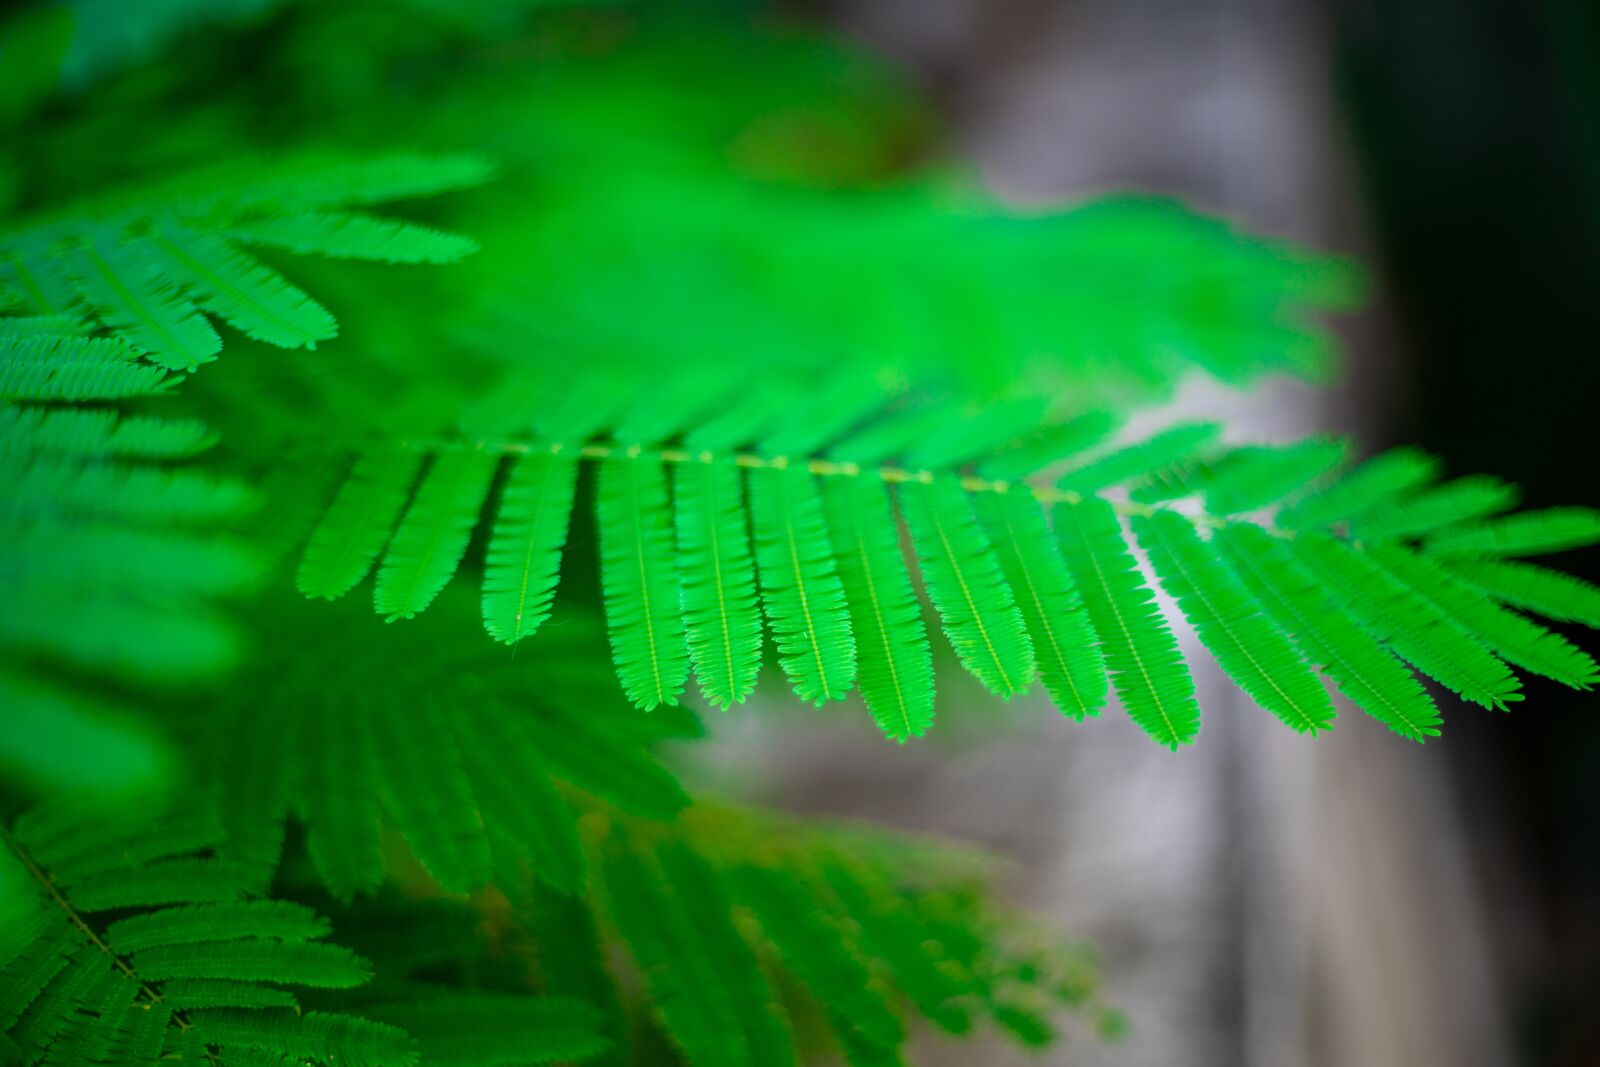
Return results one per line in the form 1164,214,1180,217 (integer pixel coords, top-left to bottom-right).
722,2,1600,1065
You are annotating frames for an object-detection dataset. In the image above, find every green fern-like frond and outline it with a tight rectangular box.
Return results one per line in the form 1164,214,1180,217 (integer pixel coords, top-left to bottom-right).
750,462,857,706
1056,421,1220,495
291,372,1600,746
144,151,496,217
0,245,81,317
597,452,691,710
902,397,1051,473
725,862,906,1052
2,152,488,360
163,1009,415,1066
1,412,256,689
1294,533,1524,710
298,449,426,601
1368,544,1598,690
1214,523,1443,740
65,235,222,370
1425,507,1600,557
1275,446,1440,530
362,993,610,1066
1439,557,1600,629
764,372,900,462
297,698,383,903
1124,440,1324,511
0,405,211,457
0,332,169,401
0,799,415,1067
823,475,936,740
517,892,626,1067
976,409,1123,481
600,834,798,1067
564,802,1108,1067
373,450,496,621
1055,498,1200,748
229,211,481,265
674,454,764,709
369,699,495,893
5,457,250,521
1,149,488,796
975,487,1107,719
481,449,579,646
900,476,1034,699
829,399,963,468
0,316,83,341
289,796,1107,1067
146,222,338,349
1133,509,1336,733
1348,474,1519,542
197,593,690,901
1198,437,1349,515
452,705,586,894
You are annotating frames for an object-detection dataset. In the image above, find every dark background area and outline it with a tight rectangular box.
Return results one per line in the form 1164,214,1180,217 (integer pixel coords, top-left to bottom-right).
1340,2,1600,1062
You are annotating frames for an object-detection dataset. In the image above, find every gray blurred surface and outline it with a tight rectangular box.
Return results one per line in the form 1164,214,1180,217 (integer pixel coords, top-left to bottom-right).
708,2,1515,1065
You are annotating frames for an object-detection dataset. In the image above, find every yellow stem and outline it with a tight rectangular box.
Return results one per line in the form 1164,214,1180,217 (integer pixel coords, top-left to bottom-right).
405,437,1275,534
